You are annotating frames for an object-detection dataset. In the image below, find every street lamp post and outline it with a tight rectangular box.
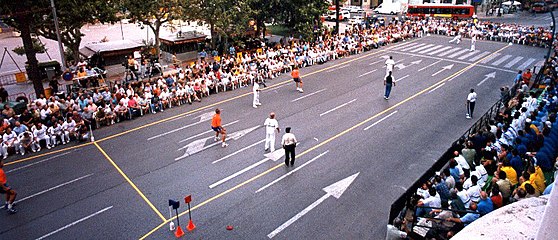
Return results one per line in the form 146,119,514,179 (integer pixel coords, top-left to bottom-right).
50,0,66,70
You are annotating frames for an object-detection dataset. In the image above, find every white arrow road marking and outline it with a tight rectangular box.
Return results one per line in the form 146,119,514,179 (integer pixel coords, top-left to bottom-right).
291,89,327,102
176,126,260,160
395,74,410,83
256,151,329,193
418,60,442,72
396,59,423,70
431,64,454,77
15,174,93,204
147,111,216,141
358,69,377,77
267,172,360,239
178,120,239,143
320,99,357,117
6,151,74,173
477,72,496,86
209,157,269,189
212,139,266,164
364,111,398,131
427,82,446,93
35,206,113,240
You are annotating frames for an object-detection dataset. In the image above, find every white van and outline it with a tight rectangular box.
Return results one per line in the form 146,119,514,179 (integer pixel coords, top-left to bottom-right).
328,10,351,21
374,3,401,15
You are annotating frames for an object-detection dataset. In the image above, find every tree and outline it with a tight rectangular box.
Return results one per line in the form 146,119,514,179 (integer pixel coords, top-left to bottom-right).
0,0,47,98
35,0,118,64
122,0,186,59
278,0,329,40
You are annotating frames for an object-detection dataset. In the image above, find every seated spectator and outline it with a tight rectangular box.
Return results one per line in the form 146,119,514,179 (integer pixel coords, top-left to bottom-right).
477,191,494,215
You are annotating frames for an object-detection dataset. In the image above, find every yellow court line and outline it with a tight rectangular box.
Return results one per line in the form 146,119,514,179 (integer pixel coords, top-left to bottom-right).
139,44,511,239
6,40,415,167
93,142,167,222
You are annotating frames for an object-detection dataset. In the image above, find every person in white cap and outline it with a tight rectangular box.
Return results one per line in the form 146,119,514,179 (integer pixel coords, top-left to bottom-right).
264,112,280,152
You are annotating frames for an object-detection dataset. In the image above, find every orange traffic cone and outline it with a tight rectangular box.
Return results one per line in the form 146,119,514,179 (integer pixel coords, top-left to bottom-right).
174,226,185,238
186,219,196,232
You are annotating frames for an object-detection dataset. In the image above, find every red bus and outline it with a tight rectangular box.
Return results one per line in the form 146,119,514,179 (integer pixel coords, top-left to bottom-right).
406,4,475,19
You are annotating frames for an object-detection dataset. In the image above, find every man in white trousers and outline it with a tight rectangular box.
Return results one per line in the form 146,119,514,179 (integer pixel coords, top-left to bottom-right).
253,79,262,108
470,31,477,51
264,112,280,152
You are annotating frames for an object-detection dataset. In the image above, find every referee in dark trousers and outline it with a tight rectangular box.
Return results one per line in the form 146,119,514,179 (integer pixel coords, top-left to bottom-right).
466,88,477,119
281,127,298,167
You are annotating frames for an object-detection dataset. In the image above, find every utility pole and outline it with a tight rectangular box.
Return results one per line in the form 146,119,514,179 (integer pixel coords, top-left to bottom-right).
335,0,340,34
50,0,66,70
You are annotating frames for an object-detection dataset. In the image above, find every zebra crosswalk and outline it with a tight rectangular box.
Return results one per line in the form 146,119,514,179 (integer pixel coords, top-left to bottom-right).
390,41,541,70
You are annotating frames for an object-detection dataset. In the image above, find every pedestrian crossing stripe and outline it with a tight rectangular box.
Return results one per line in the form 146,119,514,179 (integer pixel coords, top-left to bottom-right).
480,53,501,64
427,46,452,55
418,45,444,54
391,42,421,50
504,56,524,68
468,51,491,62
447,49,471,58
398,43,425,51
517,58,537,70
438,47,461,57
492,54,513,66
409,44,436,53
458,50,480,60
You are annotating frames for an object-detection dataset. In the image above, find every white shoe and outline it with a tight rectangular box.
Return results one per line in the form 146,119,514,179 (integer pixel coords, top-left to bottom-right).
298,89,304,93
2,155,6,160
222,142,229,148
21,152,25,156
214,137,220,142
62,141,66,145
255,103,261,106
253,105,258,108
47,145,51,149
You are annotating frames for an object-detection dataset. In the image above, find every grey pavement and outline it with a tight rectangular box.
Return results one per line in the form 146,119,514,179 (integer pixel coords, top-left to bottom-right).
0,34,547,239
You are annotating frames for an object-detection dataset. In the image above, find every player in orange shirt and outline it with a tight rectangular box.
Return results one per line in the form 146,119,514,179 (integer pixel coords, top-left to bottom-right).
211,108,228,147
291,66,303,93
0,161,17,214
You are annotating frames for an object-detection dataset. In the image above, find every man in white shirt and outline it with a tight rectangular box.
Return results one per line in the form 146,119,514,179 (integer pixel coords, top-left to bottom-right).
281,127,297,167
33,123,52,150
385,56,395,76
264,112,280,152
252,79,262,108
466,88,477,119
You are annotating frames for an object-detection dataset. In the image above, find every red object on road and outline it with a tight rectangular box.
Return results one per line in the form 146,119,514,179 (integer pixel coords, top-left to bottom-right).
226,225,234,231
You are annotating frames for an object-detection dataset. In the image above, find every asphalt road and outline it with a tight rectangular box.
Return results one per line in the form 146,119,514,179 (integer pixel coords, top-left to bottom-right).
0,35,546,239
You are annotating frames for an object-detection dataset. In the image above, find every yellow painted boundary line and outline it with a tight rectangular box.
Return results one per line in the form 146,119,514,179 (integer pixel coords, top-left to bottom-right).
5,39,416,167
94,142,167,222
139,44,511,239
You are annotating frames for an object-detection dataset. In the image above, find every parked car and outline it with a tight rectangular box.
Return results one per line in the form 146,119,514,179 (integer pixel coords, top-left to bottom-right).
374,3,402,15
328,10,350,21
345,6,363,13
532,2,549,12
348,16,364,25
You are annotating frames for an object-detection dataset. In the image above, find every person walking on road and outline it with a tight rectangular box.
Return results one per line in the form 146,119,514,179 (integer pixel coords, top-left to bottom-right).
466,89,477,119
253,79,262,108
449,31,462,44
0,161,17,214
211,108,228,147
281,127,298,167
291,66,303,93
385,56,395,76
264,112,280,152
470,32,477,51
384,71,396,100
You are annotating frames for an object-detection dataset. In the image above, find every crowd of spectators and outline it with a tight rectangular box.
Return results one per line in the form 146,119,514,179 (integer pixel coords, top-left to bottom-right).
391,66,558,239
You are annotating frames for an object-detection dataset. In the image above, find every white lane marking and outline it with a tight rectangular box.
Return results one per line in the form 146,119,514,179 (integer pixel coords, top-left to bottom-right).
256,151,329,193
431,64,454,77
491,54,513,66
437,47,461,57
409,44,435,53
477,72,496,86
418,60,442,72
16,174,94,204
212,139,266,164
326,65,348,73
427,46,452,56
468,51,491,62
391,42,419,50
393,42,423,51
480,52,501,63
291,89,327,102
364,111,398,131
504,56,524,68
368,59,384,66
427,82,446,93
358,69,377,77
517,58,537,70
394,74,410,83
447,48,471,58
418,45,443,54
35,206,113,240
320,99,357,117
6,151,74,173
457,50,480,60
209,158,270,189
178,120,239,143
147,121,203,141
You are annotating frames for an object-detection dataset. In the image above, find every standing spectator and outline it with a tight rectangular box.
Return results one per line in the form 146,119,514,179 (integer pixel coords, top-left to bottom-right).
466,88,477,119
0,161,17,214
385,56,395,76
281,127,298,167
470,32,477,51
264,112,280,152
0,87,8,103
211,108,228,148
49,76,59,94
291,66,303,93
522,69,532,86
384,71,396,100
253,79,262,108
0,138,7,159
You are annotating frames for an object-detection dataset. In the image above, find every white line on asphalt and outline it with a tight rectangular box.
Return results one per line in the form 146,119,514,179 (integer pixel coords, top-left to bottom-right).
326,65,348,73
320,99,357,117
6,152,74,173
212,139,266,164
409,44,435,53
504,56,524,68
368,59,384,65
447,49,470,58
209,157,270,189
467,51,491,62
395,74,410,83
457,50,480,60
390,42,419,50
178,120,239,143
418,45,443,54
291,89,327,102
364,111,398,131
35,206,113,240
256,151,329,193
517,58,537,70
480,52,501,64
16,174,94,204
147,121,204,141
437,47,461,57
358,69,377,77
427,46,452,56
398,43,425,51
418,60,442,72
427,83,446,93
491,54,512,66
